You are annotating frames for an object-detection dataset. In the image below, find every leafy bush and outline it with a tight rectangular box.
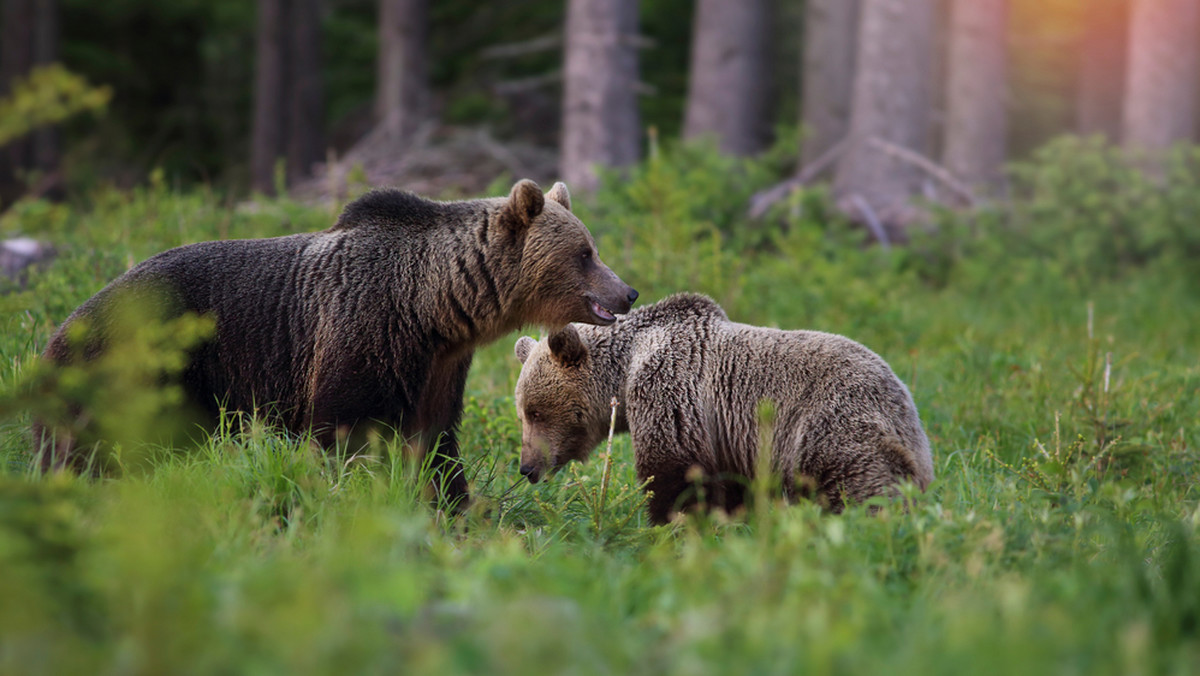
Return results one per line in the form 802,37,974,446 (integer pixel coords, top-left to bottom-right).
909,136,1200,289
0,64,110,147
4,298,215,474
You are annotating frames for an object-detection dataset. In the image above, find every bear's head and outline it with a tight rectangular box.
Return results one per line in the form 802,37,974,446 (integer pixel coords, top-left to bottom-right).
503,180,638,329
512,326,609,483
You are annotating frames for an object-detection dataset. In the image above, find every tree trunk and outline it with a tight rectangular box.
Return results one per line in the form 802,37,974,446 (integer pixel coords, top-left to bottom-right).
682,0,772,156
30,0,57,177
800,0,859,165
286,0,324,185
1,0,35,195
0,0,32,90
832,0,937,223
942,0,1009,191
1077,0,1129,140
560,0,640,192
250,0,325,194
1122,0,1200,153
251,0,288,194
1,0,57,202
376,0,429,145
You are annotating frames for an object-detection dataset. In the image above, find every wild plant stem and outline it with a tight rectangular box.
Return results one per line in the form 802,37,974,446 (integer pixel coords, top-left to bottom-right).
595,396,619,533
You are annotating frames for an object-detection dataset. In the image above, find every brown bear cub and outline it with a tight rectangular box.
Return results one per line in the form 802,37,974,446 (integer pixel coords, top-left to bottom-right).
36,179,637,509
513,293,932,524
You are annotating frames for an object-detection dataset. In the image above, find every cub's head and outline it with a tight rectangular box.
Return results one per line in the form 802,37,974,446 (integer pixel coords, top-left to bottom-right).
503,179,638,329
512,326,609,484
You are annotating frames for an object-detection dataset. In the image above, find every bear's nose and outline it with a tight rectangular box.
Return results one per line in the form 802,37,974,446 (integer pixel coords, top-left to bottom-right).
627,287,639,304
519,463,541,484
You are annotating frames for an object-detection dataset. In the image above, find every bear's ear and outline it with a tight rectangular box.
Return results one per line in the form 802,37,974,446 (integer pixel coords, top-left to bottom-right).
514,336,537,364
546,182,571,212
548,325,587,368
504,179,545,231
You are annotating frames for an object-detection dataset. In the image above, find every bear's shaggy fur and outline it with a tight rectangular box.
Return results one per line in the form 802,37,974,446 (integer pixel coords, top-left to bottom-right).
36,180,637,508
513,293,932,524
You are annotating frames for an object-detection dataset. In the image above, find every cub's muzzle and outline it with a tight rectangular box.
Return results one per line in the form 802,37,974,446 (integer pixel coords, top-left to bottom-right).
519,462,542,484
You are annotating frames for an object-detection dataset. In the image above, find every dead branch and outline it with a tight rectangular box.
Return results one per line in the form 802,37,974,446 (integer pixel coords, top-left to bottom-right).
747,137,848,218
633,81,658,96
622,34,657,49
472,128,530,177
866,136,977,207
481,32,653,60
849,193,892,250
492,71,562,95
481,33,562,60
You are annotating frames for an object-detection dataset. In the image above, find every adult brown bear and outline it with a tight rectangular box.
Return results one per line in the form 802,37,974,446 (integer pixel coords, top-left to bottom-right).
36,180,637,509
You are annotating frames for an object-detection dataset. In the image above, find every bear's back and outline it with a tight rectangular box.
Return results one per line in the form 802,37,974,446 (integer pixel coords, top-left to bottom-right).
720,325,901,399
621,298,929,482
67,187,473,325
621,295,905,412
617,294,918,431
331,188,487,238
712,323,920,424
61,233,318,328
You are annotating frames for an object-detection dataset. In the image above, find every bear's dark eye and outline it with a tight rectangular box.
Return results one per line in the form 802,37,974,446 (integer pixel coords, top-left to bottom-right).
526,409,541,422
578,247,591,263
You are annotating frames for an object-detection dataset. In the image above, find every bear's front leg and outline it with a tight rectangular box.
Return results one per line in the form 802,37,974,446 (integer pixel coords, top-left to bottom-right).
421,427,469,513
633,432,712,525
628,377,714,524
413,351,474,512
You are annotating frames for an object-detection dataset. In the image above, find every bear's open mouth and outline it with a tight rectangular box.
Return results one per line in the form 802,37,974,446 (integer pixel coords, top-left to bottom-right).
589,299,616,324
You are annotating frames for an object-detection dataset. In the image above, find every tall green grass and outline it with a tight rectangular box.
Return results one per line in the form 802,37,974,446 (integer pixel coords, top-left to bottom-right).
1,140,1198,674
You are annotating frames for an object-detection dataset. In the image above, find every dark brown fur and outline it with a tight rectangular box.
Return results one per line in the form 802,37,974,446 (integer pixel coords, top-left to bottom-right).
514,293,933,524
35,180,637,508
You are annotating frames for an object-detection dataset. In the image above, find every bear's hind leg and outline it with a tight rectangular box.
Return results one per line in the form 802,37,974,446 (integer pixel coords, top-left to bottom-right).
815,439,918,512
641,463,692,525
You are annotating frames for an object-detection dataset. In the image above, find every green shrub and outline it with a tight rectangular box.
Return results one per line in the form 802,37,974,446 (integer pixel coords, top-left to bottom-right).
0,64,110,147
918,136,1200,288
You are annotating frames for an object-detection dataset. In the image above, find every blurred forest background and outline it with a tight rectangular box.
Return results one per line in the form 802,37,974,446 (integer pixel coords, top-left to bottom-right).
2,0,1196,223
3,3,1200,672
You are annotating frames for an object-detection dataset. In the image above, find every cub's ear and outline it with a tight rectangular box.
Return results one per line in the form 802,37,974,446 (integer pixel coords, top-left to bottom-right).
548,325,587,368
514,336,537,364
546,182,571,212
504,179,545,231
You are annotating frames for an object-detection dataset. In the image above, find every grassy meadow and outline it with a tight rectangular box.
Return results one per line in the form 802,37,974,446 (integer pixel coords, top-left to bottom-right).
1,141,1198,674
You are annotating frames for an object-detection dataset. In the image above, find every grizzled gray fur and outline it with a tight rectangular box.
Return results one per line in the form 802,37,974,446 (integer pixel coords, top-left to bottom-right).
36,179,637,508
513,293,932,524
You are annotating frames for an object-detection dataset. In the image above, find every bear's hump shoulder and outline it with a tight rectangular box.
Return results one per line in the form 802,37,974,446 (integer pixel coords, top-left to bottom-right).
331,189,449,231
634,293,727,324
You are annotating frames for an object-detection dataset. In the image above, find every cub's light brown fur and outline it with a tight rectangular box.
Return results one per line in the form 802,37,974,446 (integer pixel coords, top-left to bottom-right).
514,293,933,524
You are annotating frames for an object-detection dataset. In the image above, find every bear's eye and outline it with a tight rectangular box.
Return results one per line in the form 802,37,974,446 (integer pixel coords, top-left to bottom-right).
578,247,591,263
526,409,541,422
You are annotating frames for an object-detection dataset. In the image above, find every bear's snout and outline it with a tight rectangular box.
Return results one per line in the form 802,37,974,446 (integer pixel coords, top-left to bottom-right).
580,261,638,325
591,283,637,320
607,282,637,315
519,462,542,484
